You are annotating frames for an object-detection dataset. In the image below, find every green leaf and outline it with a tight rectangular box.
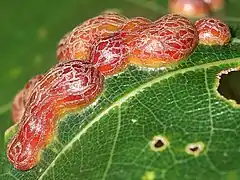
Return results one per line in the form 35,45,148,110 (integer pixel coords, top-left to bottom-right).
1,0,240,180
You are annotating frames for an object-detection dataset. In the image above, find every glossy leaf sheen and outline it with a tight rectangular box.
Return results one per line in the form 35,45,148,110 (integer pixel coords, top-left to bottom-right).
1,0,240,180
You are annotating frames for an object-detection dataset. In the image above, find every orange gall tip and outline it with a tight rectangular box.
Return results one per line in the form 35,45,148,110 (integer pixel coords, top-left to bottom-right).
169,0,210,18
128,14,198,68
56,14,128,62
195,17,231,46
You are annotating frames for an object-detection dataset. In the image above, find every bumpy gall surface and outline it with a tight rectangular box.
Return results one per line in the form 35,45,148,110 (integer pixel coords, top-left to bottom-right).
7,60,104,170
195,17,231,45
57,13,127,62
89,17,152,76
128,14,198,68
121,17,152,33
89,33,129,76
169,0,210,18
11,75,43,123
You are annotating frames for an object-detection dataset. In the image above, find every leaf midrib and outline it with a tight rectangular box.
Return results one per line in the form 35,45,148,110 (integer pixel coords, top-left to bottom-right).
32,57,240,179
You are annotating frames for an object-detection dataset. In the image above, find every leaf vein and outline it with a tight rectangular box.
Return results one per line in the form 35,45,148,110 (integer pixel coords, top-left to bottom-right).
38,57,240,179
102,106,121,180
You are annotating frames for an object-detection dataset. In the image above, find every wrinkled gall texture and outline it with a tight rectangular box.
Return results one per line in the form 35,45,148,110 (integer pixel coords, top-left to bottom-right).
195,17,231,45
121,17,152,33
128,14,198,68
56,13,127,62
12,75,43,123
89,33,129,76
119,17,152,46
89,17,152,76
169,0,210,18
7,60,104,171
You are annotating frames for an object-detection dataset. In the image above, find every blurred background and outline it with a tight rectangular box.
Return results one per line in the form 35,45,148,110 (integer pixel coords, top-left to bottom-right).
1,0,240,152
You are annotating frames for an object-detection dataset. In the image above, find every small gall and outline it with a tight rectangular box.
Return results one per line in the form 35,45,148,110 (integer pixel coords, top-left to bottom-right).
195,17,231,46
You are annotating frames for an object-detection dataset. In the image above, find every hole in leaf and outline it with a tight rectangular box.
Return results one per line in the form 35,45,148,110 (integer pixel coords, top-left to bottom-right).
150,135,169,152
189,146,199,152
154,139,164,148
217,68,240,104
185,141,205,156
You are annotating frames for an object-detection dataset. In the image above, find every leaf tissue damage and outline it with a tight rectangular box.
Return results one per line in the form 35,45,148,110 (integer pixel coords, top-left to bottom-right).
217,68,240,105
